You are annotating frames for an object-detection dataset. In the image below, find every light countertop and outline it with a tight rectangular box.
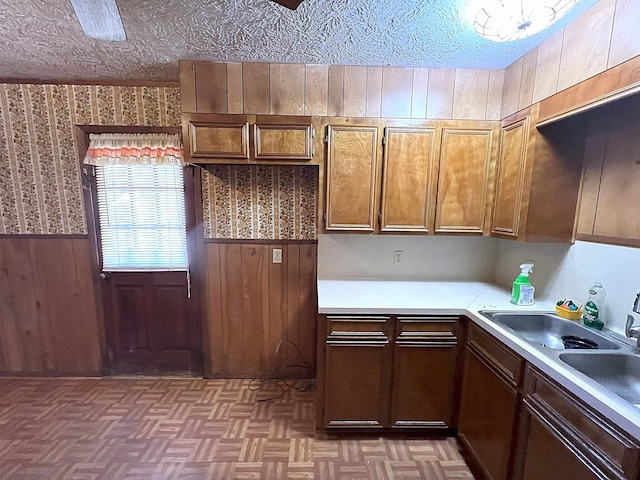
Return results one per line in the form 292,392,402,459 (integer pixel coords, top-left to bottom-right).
318,279,640,440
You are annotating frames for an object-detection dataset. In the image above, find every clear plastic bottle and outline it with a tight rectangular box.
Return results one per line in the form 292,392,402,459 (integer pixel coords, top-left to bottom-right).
582,282,606,330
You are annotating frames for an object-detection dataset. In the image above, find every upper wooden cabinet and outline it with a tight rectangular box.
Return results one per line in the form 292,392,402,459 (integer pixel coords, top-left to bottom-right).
490,104,586,242
435,123,497,234
325,123,380,231
254,115,314,161
323,119,496,234
182,113,316,165
380,126,439,233
576,95,640,247
185,114,250,160
491,117,530,238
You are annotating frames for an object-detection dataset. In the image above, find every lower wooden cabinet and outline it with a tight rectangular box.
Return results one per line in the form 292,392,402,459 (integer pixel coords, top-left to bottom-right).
319,314,640,478
520,366,640,480
457,324,524,480
520,405,602,480
323,316,392,428
390,317,459,429
318,314,461,430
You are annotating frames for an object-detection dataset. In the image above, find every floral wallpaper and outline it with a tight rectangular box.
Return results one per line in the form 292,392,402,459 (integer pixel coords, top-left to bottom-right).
0,83,317,239
0,84,180,234
202,166,317,240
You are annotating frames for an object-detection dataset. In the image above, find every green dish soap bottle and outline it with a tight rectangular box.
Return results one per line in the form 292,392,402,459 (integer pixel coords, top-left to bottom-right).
582,282,606,330
511,263,535,306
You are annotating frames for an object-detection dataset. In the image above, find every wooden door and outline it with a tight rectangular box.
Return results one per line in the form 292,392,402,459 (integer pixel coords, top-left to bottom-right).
325,124,380,231
380,126,439,232
90,160,202,376
491,117,530,238
458,347,519,480
323,316,392,428
102,272,198,375
435,126,495,234
389,317,459,429
79,126,202,376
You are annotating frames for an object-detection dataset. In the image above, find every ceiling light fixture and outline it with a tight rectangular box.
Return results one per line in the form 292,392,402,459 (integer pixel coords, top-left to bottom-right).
472,0,580,42
70,0,126,41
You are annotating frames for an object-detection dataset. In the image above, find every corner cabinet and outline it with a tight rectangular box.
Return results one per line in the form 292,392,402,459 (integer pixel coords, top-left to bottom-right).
576,95,640,248
490,104,586,242
317,314,462,431
182,113,316,165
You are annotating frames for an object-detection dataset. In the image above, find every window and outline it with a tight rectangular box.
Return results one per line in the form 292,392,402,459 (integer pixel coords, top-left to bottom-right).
95,164,188,271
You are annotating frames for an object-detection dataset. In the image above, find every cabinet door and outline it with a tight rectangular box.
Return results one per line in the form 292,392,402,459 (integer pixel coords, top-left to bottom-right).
591,111,640,243
254,115,313,161
491,117,529,238
520,404,602,480
521,366,640,480
184,114,250,160
325,125,380,231
324,316,392,428
435,127,494,234
390,317,458,429
380,127,438,232
458,348,519,480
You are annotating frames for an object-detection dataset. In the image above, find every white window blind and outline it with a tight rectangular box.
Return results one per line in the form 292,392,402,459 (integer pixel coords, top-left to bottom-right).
95,164,188,271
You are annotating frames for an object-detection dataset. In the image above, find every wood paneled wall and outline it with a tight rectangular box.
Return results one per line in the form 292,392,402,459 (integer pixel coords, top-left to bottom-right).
181,61,504,121
0,237,103,375
502,0,640,117
204,241,317,378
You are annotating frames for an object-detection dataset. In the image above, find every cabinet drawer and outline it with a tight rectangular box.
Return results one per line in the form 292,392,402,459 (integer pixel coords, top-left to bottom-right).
468,324,523,387
326,316,390,342
396,316,459,344
525,366,640,479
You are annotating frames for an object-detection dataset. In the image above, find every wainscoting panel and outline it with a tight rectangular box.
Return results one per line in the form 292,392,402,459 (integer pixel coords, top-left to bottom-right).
204,241,317,378
0,236,103,374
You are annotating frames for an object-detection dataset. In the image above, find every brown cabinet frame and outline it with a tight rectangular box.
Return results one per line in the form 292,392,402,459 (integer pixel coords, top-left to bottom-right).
317,314,462,432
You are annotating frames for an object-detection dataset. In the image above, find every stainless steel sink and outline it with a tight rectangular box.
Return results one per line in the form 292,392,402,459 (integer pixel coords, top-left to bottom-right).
480,312,620,350
559,352,640,407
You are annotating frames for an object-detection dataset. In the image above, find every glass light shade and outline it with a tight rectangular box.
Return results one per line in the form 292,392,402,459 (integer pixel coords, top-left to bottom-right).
473,0,580,42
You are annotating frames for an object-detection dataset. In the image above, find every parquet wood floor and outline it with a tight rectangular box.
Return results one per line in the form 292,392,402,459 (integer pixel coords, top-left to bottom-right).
0,377,474,479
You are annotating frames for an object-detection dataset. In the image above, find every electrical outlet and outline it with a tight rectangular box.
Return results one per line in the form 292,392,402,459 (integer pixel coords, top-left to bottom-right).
393,250,403,264
272,248,282,264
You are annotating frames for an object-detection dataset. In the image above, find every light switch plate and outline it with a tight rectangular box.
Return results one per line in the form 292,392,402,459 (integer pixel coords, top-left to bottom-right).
273,248,282,264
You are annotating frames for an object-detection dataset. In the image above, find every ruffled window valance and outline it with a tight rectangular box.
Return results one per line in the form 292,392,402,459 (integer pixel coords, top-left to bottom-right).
83,133,184,166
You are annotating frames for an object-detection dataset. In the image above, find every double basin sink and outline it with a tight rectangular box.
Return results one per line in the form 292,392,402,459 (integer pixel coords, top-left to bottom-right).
480,311,640,408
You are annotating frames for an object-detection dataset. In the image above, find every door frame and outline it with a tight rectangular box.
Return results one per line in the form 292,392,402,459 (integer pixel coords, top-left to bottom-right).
75,125,203,376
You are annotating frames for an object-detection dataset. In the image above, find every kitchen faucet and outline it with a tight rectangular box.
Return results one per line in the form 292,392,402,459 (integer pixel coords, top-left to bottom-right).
625,293,640,346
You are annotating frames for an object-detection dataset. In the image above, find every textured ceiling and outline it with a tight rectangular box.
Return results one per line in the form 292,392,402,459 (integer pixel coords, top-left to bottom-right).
0,0,599,84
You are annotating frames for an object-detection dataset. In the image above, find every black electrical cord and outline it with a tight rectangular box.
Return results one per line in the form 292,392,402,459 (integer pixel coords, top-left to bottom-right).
247,339,314,402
